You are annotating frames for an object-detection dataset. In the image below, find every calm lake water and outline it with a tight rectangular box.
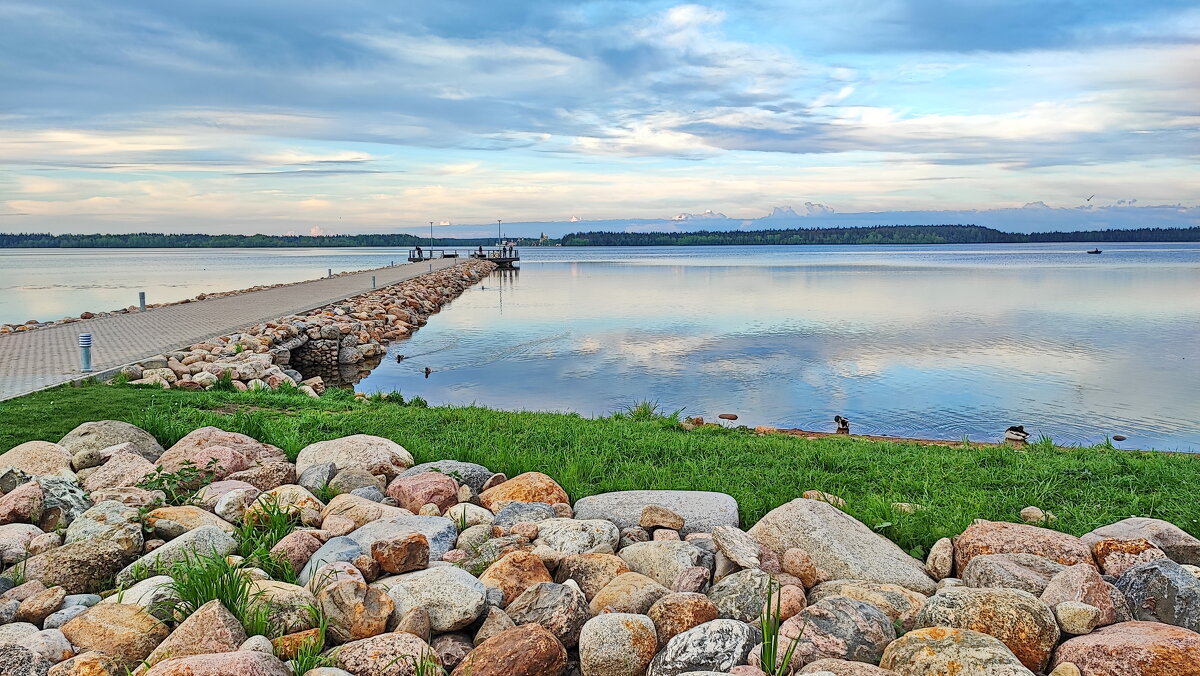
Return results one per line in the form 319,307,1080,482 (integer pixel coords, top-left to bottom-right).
2,244,1198,450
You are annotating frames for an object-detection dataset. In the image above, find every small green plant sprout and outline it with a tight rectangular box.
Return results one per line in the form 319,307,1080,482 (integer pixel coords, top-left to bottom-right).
758,580,799,676
136,457,221,506
289,604,338,673
384,652,446,676
236,493,303,584
453,507,470,533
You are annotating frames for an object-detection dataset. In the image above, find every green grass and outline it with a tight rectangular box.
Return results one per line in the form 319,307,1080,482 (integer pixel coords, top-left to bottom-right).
157,549,272,636
2,383,1199,554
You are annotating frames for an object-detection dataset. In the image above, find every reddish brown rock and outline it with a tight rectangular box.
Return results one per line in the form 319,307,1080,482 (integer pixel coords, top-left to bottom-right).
0,481,45,525
164,426,287,465
271,628,322,660
641,505,685,531
647,592,719,647
916,586,1059,672
478,472,568,512
371,532,430,575
1039,563,1119,626
553,553,630,601
269,530,324,574
145,505,236,533
154,444,250,480
141,651,290,676
955,520,1095,571
589,572,671,615
141,599,247,669
386,472,459,513
14,584,66,625
1092,538,1167,578
61,603,169,670
452,624,567,676
316,578,394,644
1052,621,1200,675
782,547,819,588
479,551,553,606
47,651,122,676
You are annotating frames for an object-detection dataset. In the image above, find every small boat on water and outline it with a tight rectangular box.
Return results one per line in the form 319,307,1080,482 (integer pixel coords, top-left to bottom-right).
1086,249,1102,254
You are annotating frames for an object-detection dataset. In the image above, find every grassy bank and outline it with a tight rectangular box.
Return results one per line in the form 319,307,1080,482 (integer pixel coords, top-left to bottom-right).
2,383,1197,556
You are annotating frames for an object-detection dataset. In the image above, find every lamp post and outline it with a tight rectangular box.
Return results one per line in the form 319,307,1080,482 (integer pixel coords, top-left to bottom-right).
497,219,502,248
429,221,434,253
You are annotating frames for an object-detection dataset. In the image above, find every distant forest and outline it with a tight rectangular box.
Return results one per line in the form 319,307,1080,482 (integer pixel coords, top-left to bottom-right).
0,232,500,248
1,225,1198,248
560,225,1200,246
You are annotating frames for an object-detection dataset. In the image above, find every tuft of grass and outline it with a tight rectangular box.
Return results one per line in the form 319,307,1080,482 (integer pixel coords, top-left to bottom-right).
385,653,446,676
159,549,268,632
3,383,1200,553
758,580,799,676
289,604,337,673
237,494,302,584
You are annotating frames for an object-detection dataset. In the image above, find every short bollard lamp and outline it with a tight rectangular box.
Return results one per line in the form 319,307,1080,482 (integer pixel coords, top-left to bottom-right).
79,333,93,372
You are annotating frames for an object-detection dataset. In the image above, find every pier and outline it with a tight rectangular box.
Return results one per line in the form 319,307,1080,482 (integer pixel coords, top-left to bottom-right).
408,247,520,269
0,258,461,400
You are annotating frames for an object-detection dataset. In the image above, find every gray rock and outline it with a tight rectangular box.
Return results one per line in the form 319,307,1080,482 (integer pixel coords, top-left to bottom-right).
783,596,896,665
536,518,620,555
401,460,495,493
346,515,457,560
34,476,91,529
0,469,32,495
297,537,365,586
0,524,43,566
578,613,658,676
0,644,51,676
349,486,386,503
647,618,761,676
1115,558,1200,631
5,539,135,595
330,467,384,495
962,553,1068,595
456,524,494,554
298,462,338,493
493,502,557,528
376,566,487,632
240,634,275,653
748,498,936,595
0,599,17,624
62,593,100,607
706,568,773,622
58,421,163,463
116,525,238,585
710,526,761,569
43,604,88,628
574,490,739,536
620,541,713,588
1084,517,1200,565
505,581,590,648
64,500,143,558
100,575,177,619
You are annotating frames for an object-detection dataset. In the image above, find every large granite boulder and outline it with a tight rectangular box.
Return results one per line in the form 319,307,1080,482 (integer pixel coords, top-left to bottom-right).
115,525,238,585
620,541,713,588
400,460,495,494
58,421,163,463
915,586,1058,673
1051,621,1200,675
377,566,487,632
1083,517,1200,565
296,435,414,482
0,442,74,478
647,619,761,676
452,624,567,676
881,627,1034,676
954,521,1094,571
5,539,135,594
347,515,457,561
748,498,935,594
574,490,739,536
780,595,896,666
962,553,1067,595
579,612,659,676
1115,558,1200,631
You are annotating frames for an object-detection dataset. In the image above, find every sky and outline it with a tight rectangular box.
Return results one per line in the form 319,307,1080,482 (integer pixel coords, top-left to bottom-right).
1,0,1198,236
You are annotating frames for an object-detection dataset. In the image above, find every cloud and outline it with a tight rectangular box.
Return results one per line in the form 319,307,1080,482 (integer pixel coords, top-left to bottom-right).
0,0,1196,232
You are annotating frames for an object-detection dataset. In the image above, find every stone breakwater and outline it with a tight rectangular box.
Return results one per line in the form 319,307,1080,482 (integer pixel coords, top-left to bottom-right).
116,260,496,393
1,267,400,335
1,423,1199,675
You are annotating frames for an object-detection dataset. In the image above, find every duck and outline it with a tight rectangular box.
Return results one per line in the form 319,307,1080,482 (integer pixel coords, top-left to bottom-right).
834,415,850,434
423,367,432,378
1005,425,1030,442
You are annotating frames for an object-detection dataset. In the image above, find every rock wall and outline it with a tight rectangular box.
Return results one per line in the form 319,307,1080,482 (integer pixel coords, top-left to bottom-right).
118,260,496,393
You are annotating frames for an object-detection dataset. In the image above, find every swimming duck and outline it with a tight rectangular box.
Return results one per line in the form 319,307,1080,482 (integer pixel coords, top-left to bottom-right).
834,415,850,434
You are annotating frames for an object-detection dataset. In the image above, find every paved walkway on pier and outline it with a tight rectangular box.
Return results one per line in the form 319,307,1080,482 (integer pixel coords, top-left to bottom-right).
0,258,460,400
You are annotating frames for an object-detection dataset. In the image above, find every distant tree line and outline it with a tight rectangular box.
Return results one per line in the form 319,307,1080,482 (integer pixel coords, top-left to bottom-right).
560,225,1200,246
0,232,499,248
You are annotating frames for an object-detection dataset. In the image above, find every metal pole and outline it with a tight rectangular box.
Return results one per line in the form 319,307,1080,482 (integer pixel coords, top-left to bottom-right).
138,291,146,312
328,268,332,278
79,333,93,372
371,275,376,288
430,221,434,254
497,219,502,247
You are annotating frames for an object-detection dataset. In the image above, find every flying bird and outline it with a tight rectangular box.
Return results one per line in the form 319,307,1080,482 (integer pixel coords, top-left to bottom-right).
1085,195,1095,202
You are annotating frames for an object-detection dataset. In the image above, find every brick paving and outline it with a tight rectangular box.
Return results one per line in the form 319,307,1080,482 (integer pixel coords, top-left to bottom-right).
0,258,459,400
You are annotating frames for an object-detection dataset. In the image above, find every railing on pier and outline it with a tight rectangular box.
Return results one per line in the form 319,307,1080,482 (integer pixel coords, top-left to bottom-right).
406,248,461,262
